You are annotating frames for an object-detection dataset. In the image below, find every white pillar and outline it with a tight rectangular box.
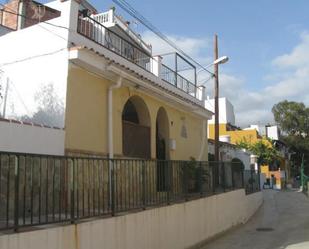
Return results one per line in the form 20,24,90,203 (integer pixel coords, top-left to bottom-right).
152,55,162,77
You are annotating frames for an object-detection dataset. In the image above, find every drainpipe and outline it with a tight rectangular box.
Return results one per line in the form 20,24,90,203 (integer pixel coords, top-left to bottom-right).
107,76,122,214
198,119,207,161
108,76,123,159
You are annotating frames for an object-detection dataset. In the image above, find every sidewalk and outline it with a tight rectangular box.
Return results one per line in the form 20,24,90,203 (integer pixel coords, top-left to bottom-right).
201,190,309,249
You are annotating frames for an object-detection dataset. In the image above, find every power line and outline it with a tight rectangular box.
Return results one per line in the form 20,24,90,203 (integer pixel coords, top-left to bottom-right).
112,0,214,76
0,47,67,67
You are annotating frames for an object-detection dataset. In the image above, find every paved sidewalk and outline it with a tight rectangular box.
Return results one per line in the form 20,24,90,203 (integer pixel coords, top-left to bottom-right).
201,190,309,249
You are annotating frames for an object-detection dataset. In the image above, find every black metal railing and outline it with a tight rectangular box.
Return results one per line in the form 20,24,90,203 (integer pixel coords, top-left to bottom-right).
244,169,260,194
77,13,153,73
0,152,259,231
76,14,200,100
160,64,198,97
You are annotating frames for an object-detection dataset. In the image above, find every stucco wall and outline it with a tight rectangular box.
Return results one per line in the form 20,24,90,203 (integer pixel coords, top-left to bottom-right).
0,190,262,249
65,66,208,161
0,120,65,155
205,97,235,125
208,124,260,145
0,0,71,128
208,142,251,169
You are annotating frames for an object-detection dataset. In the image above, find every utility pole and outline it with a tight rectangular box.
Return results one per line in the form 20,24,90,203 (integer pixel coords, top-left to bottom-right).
214,34,219,163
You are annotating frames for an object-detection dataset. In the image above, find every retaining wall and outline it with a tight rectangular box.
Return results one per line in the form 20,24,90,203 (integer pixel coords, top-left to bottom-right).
0,189,263,249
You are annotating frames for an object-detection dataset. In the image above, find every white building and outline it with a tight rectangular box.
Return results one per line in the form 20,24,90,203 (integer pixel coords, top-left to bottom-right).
244,124,280,140
204,97,235,125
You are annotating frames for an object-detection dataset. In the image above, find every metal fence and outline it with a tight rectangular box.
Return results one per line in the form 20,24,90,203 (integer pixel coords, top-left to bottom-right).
77,12,153,73
0,152,260,231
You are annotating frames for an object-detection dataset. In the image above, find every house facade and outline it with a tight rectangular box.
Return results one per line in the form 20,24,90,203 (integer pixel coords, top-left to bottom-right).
0,0,212,161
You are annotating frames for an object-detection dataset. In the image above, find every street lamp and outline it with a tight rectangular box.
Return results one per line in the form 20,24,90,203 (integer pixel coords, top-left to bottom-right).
213,56,229,66
213,34,228,163
196,56,229,76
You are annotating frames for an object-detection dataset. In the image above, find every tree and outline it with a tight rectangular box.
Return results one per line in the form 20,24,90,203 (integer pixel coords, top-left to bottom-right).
21,83,64,127
236,139,278,167
272,100,309,174
272,100,309,137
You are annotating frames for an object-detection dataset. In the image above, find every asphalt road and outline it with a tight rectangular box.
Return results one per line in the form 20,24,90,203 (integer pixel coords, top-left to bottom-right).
201,190,309,249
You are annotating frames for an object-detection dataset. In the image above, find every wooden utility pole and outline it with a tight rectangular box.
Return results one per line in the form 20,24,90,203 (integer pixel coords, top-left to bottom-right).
214,34,219,163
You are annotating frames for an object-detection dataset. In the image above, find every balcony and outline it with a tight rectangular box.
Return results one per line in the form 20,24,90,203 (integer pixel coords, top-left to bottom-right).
77,12,202,101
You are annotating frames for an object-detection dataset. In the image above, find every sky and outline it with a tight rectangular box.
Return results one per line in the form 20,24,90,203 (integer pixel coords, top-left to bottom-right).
3,0,309,127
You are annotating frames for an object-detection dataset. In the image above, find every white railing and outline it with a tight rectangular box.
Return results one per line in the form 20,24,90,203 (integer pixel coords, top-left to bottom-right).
92,10,113,24
92,9,152,55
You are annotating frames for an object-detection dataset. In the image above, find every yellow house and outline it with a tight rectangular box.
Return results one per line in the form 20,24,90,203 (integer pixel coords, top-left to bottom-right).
0,0,212,161
63,1,212,161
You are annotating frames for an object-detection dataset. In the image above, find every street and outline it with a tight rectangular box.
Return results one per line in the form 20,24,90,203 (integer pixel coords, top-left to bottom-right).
201,190,309,249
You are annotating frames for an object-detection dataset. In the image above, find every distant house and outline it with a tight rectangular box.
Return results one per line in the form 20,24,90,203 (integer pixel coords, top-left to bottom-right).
205,96,290,189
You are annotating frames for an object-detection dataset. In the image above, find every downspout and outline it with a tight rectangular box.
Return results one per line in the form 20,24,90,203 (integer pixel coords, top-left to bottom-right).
108,76,123,159
107,76,122,213
198,119,207,161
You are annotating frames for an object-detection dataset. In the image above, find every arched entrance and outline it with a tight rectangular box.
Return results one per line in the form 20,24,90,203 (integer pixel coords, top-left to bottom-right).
156,107,170,160
156,107,170,191
122,96,151,158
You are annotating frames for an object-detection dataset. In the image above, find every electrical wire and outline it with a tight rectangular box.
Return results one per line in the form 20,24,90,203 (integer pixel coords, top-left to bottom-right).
0,47,67,67
112,0,214,76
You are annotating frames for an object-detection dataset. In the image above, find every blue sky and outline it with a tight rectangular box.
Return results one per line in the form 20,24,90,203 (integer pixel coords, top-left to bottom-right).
3,0,309,126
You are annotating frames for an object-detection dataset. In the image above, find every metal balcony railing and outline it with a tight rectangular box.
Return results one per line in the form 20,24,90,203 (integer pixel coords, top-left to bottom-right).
77,13,201,100
160,64,199,97
77,13,153,72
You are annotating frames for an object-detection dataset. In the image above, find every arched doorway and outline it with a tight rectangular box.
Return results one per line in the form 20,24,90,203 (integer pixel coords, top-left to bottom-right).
122,96,151,158
156,107,170,160
156,107,170,191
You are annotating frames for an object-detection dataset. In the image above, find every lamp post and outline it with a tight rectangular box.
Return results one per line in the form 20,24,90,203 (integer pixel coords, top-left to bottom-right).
196,35,228,163
213,34,228,163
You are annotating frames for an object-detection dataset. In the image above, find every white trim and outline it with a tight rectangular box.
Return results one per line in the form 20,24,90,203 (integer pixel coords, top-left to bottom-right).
69,48,213,119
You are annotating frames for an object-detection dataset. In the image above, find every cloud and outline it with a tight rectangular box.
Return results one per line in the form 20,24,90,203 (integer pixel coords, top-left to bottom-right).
142,31,212,66
142,31,309,127
272,32,309,69
207,31,309,127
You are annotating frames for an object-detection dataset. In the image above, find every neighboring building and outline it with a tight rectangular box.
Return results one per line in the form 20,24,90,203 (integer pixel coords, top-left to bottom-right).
208,139,251,170
205,97,261,145
244,124,280,140
0,0,212,161
205,97,281,145
205,96,289,189
205,97,235,125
